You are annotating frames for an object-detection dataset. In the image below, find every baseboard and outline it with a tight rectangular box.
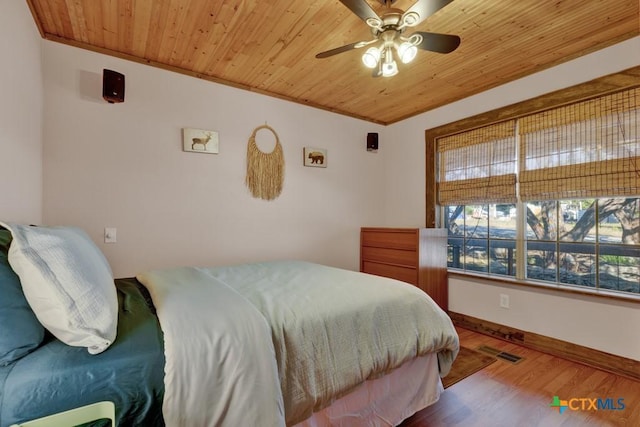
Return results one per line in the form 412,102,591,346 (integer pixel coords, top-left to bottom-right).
449,312,640,381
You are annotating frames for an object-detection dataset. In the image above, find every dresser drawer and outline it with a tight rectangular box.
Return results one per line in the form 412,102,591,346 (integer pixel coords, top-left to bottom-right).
362,261,418,285
361,246,416,267
360,227,448,311
361,230,417,251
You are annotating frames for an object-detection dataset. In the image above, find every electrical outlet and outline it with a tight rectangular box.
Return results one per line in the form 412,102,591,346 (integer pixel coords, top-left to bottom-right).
500,293,510,309
104,227,117,243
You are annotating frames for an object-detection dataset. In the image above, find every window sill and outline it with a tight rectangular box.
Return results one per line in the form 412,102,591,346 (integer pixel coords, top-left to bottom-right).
447,270,640,304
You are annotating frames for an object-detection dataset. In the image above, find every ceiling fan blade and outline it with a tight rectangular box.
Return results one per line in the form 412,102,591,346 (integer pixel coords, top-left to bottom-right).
404,0,454,26
315,41,363,59
412,32,461,54
339,0,380,23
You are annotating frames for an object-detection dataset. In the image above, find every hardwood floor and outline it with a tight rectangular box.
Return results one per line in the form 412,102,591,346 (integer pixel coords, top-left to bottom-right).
400,327,640,427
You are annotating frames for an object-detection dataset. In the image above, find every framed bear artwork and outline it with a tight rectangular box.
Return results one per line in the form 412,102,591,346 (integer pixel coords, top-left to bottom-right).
303,147,327,168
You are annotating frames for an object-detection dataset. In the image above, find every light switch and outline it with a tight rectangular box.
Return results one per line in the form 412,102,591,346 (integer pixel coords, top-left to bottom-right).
104,227,117,243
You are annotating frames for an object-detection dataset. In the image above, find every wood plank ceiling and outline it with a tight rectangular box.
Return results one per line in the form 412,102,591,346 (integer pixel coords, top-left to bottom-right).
26,0,639,125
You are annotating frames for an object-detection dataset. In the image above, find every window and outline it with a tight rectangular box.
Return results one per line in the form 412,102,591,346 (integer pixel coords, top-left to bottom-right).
445,204,517,277
525,198,639,294
436,87,640,297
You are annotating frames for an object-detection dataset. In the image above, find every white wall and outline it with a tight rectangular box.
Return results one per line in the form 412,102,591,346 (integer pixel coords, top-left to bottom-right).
449,277,640,360
0,0,43,224
41,42,386,277
385,36,640,360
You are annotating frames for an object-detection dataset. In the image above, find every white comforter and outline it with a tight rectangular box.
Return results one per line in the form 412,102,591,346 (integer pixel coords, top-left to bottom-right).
138,261,459,426
137,267,286,427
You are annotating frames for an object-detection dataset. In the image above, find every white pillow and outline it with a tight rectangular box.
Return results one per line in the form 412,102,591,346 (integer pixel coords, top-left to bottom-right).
0,222,118,354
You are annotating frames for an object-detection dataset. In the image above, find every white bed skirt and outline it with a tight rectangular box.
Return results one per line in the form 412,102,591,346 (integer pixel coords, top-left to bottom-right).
294,353,443,427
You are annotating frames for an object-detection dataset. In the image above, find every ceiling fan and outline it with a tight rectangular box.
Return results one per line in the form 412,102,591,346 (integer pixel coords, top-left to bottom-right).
316,0,460,77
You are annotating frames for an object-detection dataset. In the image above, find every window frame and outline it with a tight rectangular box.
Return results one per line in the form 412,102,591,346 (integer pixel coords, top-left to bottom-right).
425,65,640,303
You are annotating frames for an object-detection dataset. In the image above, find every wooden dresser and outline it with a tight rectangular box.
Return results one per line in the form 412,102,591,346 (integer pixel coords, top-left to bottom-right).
360,227,448,311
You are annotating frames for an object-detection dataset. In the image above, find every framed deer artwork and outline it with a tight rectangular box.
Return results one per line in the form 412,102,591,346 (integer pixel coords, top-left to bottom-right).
182,128,219,154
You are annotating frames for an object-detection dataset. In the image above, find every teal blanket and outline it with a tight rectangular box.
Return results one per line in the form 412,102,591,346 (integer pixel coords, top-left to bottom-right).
0,278,165,427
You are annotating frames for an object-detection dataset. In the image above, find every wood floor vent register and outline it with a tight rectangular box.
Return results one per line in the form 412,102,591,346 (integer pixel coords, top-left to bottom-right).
477,345,524,364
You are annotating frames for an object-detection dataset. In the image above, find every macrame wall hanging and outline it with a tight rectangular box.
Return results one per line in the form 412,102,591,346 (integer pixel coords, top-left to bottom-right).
245,124,285,201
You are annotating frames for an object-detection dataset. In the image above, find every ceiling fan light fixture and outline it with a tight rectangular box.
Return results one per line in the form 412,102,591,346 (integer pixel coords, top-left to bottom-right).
401,11,420,27
408,33,423,45
315,0,460,78
362,47,381,68
381,61,398,77
397,41,417,64
381,48,398,77
365,17,382,29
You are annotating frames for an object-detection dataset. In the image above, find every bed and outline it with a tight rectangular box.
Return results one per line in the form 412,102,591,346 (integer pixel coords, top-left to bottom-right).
0,278,165,426
0,223,459,427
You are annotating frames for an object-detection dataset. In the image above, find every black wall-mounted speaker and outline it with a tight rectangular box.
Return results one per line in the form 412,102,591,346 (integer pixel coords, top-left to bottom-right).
102,69,125,103
367,132,378,152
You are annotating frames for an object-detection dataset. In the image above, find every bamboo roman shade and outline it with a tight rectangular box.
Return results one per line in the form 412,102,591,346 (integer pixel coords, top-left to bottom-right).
436,87,639,206
437,120,517,205
519,87,639,200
